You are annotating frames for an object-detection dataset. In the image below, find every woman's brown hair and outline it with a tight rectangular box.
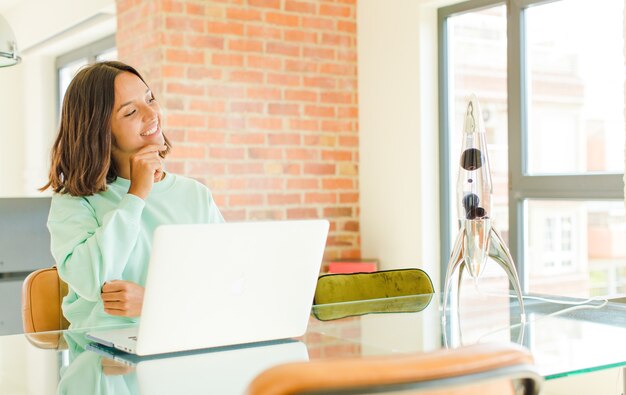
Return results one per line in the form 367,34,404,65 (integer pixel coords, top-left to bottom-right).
40,61,171,196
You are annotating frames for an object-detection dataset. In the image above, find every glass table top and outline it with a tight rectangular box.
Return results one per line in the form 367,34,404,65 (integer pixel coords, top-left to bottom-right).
1,291,625,394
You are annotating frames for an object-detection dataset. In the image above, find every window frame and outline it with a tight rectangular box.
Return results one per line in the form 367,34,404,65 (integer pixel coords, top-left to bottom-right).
55,34,116,119
438,0,624,292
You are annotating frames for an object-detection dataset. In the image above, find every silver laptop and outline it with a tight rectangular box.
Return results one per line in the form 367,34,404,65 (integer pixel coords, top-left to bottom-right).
86,219,329,356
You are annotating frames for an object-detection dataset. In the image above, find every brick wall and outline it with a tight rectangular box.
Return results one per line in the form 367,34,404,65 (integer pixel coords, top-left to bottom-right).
116,0,359,261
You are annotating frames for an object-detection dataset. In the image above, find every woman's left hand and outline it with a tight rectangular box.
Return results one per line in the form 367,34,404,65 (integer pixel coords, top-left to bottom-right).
101,280,145,317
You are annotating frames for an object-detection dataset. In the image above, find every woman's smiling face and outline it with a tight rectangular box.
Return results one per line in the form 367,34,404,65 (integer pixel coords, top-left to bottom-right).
110,71,164,160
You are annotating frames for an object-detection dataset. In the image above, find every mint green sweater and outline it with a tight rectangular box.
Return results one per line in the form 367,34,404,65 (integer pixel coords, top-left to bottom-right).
47,173,224,329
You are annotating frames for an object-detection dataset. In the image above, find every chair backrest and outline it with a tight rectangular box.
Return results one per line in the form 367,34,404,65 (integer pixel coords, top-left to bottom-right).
22,267,69,333
246,342,542,395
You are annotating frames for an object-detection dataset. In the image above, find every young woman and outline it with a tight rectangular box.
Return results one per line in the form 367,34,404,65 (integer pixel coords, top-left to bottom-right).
42,61,223,329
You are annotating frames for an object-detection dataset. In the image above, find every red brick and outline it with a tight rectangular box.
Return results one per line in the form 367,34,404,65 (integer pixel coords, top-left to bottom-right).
162,65,185,78
284,30,318,44
324,207,353,217
322,178,354,189
166,49,205,64
207,21,245,35
321,150,352,161
226,8,262,21
185,3,205,15
268,194,301,205
305,135,336,147
320,4,351,17
227,163,265,174
303,47,335,60
338,20,356,33
248,178,284,189
161,0,183,13
187,131,226,144
287,179,319,189
161,32,184,47
247,55,282,70
268,103,300,116
248,0,281,8
209,147,245,159
266,12,300,27
343,221,359,232
321,92,352,104
267,73,301,86
169,145,206,159
212,54,244,67
166,16,205,33
320,63,355,76
230,70,264,83
187,162,226,175
246,25,282,40
187,35,224,49
285,90,317,102
285,60,318,73
189,100,226,113
229,133,266,144
230,194,264,206
286,148,318,160
250,209,285,220
204,116,227,129
305,105,335,117
305,193,337,204
285,0,317,14
165,98,184,110
249,147,283,160
339,136,358,147
338,107,358,118
322,33,352,47
322,120,353,132
304,76,336,89
304,163,335,175
167,82,204,95
287,208,319,219
337,49,357,62
167,113,206,128
229,39,263,52
267,42,300,57
230,101,264,113
221,209,246,221
268,133,301,145
289,119,318,131
249,117,283,130
302,16,335,30
187,67,222,80
207,85,246,99
247,87,282,100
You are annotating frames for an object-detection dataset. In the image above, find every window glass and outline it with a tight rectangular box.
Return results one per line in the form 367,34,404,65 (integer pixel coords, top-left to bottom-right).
447,5,509,245
526,0,625,174
526,200,626,297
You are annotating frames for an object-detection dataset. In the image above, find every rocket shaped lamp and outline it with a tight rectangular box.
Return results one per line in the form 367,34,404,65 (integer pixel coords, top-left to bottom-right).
442,95,525,322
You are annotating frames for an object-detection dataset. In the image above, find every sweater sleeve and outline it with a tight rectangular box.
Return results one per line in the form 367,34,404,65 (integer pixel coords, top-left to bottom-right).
48,193,145,302
207,191,225,224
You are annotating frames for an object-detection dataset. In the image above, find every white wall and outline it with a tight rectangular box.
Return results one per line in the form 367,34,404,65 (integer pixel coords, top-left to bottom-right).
0,0,115,196
358,0,446,288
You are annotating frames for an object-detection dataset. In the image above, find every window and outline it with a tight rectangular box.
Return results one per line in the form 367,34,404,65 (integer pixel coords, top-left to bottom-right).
56,35,117,116
439,0,625,297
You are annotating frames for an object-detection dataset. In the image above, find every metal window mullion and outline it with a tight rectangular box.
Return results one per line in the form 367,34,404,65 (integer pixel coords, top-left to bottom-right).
507,0,527,289
513,174,625,200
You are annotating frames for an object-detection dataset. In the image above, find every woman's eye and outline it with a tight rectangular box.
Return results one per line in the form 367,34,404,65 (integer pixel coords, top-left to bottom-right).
148,97,156,103
124,110,136,117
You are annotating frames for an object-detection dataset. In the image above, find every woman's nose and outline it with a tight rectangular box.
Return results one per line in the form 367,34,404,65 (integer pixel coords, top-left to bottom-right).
141,104,158,121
